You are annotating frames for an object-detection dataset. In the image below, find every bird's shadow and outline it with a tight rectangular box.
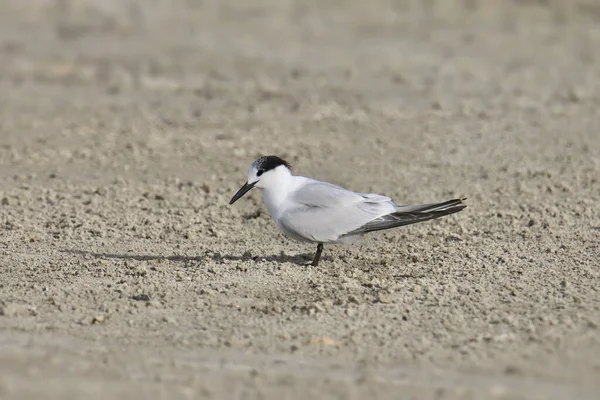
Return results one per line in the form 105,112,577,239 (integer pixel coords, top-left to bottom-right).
62,249,315,266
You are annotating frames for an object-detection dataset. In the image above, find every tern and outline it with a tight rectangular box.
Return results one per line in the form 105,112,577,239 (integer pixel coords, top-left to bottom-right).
229,156,466,266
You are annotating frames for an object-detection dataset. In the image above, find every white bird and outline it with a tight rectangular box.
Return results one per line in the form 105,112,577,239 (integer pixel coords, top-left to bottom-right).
229,156,466,266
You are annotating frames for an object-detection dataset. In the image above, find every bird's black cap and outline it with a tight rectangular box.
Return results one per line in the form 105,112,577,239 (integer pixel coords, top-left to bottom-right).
253,155,291,172
230,156,292,205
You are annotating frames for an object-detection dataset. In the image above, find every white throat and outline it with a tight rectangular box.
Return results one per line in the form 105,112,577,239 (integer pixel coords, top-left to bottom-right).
260,166,293,218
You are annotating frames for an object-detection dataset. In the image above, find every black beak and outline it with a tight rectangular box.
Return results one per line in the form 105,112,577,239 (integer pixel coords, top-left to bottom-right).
229,181,257,205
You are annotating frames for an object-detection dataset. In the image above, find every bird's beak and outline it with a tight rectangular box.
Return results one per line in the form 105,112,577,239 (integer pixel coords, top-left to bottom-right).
229,181,257,205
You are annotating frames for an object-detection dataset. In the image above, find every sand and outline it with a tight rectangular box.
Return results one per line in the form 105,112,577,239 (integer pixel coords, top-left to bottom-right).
0,0,599,399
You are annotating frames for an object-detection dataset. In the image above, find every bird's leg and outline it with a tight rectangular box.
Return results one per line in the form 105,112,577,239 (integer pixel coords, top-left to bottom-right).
311,243,323,267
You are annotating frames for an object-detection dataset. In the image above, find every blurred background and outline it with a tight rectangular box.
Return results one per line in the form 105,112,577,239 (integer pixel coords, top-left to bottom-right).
1,0,598,195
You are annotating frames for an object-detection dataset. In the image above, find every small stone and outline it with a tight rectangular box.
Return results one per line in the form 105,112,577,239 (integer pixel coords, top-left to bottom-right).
376,294,393,304
132,294,151,302
91,315,105,324
348,295,360,304
312,303,324,313
560,279,568,289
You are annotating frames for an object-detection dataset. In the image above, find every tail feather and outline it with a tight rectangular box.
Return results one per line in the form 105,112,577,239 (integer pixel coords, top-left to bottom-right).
344,198,467,236
396,198,466,213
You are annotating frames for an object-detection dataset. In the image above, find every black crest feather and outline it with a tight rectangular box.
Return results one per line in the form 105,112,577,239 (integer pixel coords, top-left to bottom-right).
253,156,291,172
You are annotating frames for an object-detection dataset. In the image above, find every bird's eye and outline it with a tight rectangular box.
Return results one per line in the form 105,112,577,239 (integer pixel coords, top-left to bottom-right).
257,169,264,177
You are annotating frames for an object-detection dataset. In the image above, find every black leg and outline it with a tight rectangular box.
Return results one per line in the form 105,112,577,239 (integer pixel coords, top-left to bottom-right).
311,243,323,266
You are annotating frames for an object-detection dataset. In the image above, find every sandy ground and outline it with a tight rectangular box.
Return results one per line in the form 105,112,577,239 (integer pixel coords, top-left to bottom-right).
0,0,599,398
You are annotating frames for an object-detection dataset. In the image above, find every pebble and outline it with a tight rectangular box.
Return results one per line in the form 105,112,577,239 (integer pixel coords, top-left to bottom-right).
312,303,324,313
560,279,568,289
348,295,360,304
376,294,393,304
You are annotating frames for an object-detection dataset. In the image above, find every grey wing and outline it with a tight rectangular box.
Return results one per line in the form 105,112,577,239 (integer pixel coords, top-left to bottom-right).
280,181,396,243
291,180,368,207
341,198,467,237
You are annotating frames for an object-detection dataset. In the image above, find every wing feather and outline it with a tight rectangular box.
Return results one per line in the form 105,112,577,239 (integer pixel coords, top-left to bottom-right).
280,181,395,243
